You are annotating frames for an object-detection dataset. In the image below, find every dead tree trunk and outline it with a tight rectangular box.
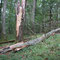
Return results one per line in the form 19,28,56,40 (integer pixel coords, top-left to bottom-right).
16,0,26,42
18,0,26,41
16,0,22,41
0,28,60,53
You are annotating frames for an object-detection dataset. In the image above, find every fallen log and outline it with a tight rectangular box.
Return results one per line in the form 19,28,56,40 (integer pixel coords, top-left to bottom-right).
0,40,15,44
0,37,31,44
0,28,60,53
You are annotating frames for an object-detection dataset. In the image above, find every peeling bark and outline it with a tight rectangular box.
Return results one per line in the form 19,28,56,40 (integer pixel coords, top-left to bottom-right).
16,0,26,41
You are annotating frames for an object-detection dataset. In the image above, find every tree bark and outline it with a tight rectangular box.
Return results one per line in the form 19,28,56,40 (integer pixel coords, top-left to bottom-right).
21,0,26,20
16,0,26,42
16,0,23,41
56,3,58,28
49,1,53,30
32,0,36,24
0,28,60,53
0,0,2,39
31,0,36,32
2,0,7,39
42,0,46,33
18,0,26,41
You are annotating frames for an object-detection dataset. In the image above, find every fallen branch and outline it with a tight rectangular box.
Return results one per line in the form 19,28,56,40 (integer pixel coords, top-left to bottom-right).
0,28,60,53
0,37,31,44
0,40,15,44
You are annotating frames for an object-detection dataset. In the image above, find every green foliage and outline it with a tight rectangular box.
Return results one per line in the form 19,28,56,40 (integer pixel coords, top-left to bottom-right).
0,0,60,59
0,0,60,40
0,34,60,60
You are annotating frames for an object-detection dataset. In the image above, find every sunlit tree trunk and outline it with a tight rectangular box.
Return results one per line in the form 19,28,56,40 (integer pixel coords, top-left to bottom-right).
18,0,26,41
16,0,22,41
16,0,26,42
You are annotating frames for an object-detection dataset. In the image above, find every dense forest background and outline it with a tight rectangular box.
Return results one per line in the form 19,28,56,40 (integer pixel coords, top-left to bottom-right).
0,0,60,41
0,0,60,60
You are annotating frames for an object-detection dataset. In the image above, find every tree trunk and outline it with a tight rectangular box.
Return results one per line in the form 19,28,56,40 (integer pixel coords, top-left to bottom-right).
2,0,7,39
56,3,58,28
21,0,26,20
19,0,26,41
49,1,53,31
0,0,2,39
16,0,26,42
0,28,60,53
31,0,36,32
42,0,46,33
32,0,36,24
8,0,13,34
16,0,22,41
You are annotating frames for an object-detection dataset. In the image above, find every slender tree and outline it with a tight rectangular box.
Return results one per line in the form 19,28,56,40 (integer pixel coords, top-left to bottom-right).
31,0,36,32
56,2,58,28
2,0,7,39
32,0,36,24
42,0,46,32
0,0,2,39
49,0,53,30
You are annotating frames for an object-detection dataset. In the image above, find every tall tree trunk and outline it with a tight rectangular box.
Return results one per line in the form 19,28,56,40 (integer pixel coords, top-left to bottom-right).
42,0,46,33
31,0,36,32
16,0,22,41
18,0,26,41
21,0,26,38
56,3,58,28
32,0,36,24
0,0,2,39
49,5,52,29
2,0,7,39
21,0,26,20
49,1,53,31
16,0,26,42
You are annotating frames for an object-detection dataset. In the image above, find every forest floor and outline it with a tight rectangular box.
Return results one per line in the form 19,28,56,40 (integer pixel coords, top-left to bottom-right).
0,34,60,60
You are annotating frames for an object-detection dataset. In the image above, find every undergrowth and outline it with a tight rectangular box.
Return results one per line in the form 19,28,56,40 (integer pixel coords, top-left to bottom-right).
0,34,60,60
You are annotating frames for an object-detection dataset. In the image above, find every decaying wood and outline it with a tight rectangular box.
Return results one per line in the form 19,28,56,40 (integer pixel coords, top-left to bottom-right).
16,1,23,38
16,0,26,41
16,0,23,41
18,0,26,41
0,28,60,53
